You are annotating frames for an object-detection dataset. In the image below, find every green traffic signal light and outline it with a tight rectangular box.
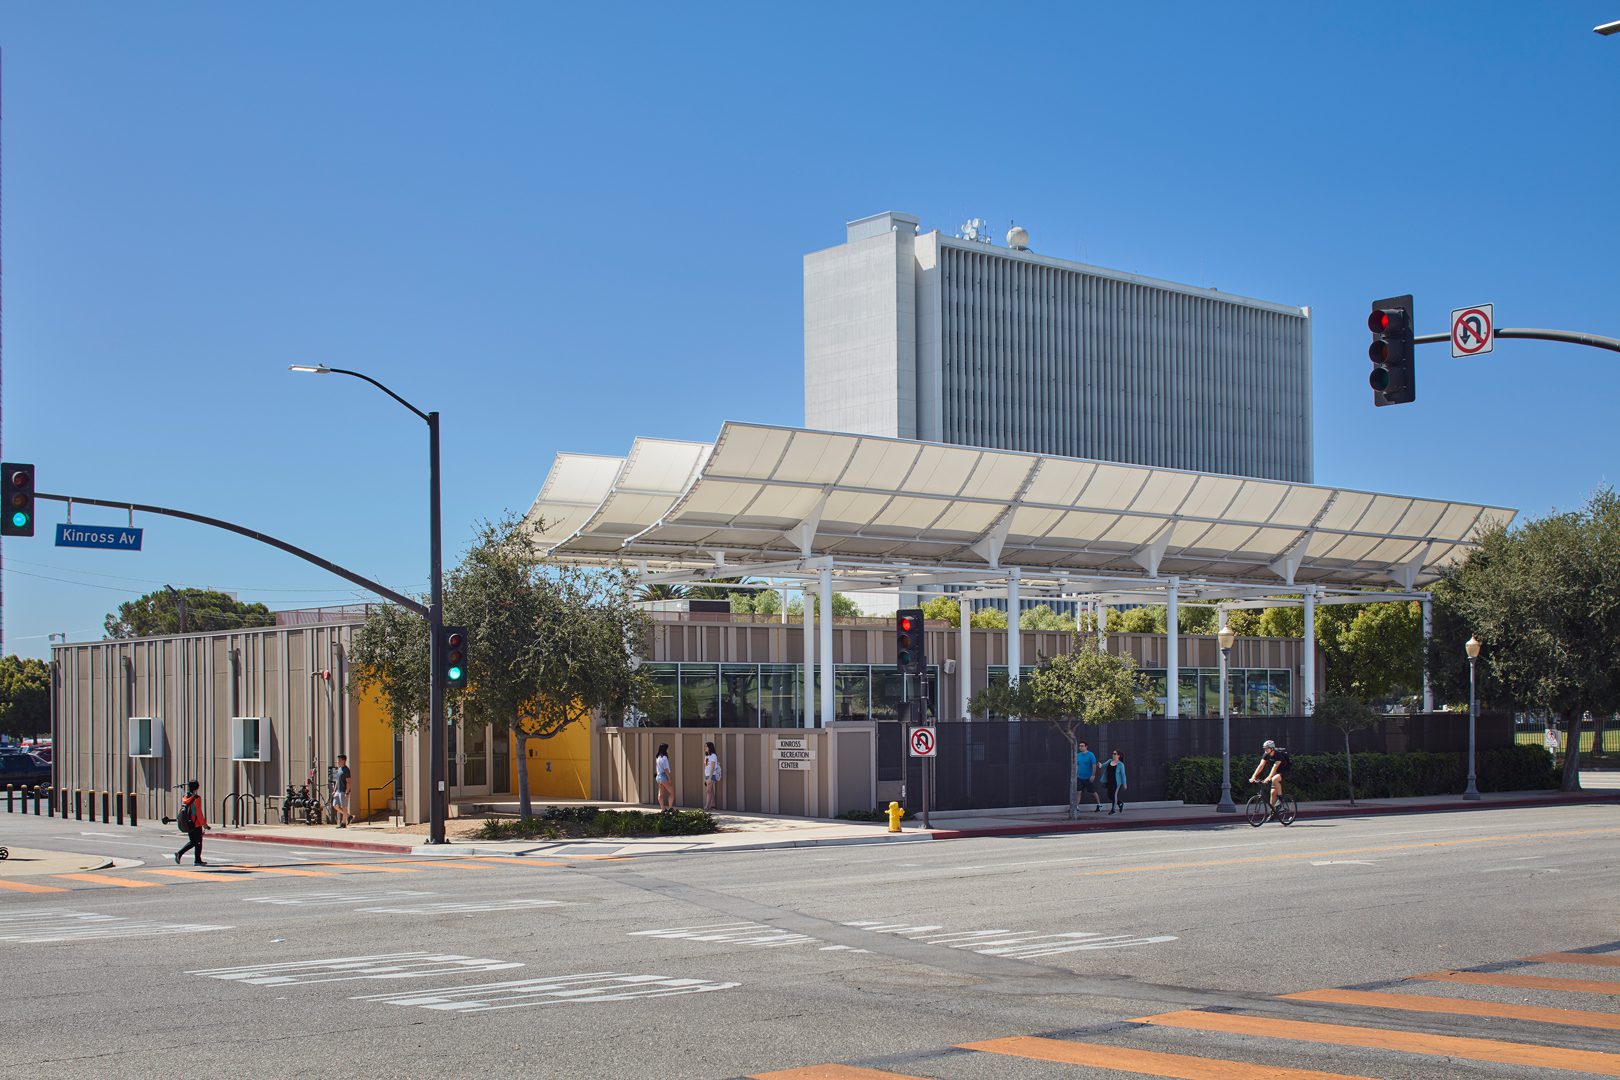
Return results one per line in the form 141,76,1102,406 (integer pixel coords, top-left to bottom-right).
447,665,463,681
11,510,27,529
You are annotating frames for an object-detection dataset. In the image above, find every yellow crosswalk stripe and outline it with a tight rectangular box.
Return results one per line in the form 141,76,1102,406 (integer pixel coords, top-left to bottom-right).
1134,1009,1620,1077
749,1067,930,1080
52,873,162,888
305,862,419,873
140,868,240,882
1525,951,1620,969
378,860,490,870
0,878,68,893
234,865,338,878
1282,987,1620,1031
1413,969,1620,995
961,1034,1379,1079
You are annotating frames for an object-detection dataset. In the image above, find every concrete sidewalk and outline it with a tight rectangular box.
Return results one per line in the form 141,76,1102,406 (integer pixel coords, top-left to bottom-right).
201,785,1620,859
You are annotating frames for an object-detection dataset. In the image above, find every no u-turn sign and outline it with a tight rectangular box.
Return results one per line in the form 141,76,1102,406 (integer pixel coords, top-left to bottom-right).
1451,304,1493,358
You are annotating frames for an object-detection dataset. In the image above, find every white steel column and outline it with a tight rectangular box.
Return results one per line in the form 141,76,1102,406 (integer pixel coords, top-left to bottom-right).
1097,603,1108,652
818,568,834,728
1421,597,1433,712
1007,570,1022,687
801,585,815,728
1166,577,1180,719
1303,585,1317,715
959,596,972,719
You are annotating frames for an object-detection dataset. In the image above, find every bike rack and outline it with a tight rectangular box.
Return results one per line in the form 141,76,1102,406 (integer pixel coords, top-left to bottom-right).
221,793,263,827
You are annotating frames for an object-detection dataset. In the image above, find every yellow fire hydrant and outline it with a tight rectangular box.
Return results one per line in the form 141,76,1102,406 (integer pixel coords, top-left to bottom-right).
887,801,904,833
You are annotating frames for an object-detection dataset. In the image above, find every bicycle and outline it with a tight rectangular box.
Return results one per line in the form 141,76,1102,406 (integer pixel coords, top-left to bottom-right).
1245,784,1296,827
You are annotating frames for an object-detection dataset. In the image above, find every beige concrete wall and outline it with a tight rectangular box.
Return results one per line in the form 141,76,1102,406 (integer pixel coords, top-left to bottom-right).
596,723,876,817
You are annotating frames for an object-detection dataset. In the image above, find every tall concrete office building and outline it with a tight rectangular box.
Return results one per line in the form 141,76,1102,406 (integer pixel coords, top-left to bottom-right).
804,211,1313,483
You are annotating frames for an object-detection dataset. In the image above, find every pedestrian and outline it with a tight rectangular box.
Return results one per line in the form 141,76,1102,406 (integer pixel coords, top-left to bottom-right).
702,741,721,811
1105,749,1128,815
333,754,352,828
655,743,674,810
173,780,210,866
1075,739,1102,812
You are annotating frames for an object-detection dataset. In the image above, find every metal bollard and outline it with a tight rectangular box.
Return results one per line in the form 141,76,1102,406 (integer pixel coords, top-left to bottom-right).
128,791,138,828
74,788,83,821
101,790,110,824
33,786,43,815
47,786,55,817
115,790,124,826
5,785,12,813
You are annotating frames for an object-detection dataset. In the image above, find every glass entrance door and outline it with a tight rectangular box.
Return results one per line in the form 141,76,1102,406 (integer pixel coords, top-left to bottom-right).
447,721,492,797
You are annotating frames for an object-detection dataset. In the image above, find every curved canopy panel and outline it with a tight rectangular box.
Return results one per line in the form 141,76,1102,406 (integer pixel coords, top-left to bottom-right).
526,422,1516,590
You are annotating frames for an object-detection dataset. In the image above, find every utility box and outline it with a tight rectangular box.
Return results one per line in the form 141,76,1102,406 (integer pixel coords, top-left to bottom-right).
128,716,164,758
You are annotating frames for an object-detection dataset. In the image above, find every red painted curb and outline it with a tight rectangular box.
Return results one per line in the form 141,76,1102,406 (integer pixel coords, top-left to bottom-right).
926,792,1620,841
208,830,415,854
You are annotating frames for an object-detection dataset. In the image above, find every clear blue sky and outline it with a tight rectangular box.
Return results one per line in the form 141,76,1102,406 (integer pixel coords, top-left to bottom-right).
1,2,1616,657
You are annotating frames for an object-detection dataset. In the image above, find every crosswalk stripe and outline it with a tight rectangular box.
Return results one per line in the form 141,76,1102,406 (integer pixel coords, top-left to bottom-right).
378,861,488,871
1133,1009,1620,1077
140,868,240,882
1282,988,1620,1031
1525,951,1620,969
307,863,420,874
52,873,163,888
748,1066,931,1080
0,879,68,893
961,1035,1379,1079
236,866,338,878
1413,969,1620,995
466,857,566,867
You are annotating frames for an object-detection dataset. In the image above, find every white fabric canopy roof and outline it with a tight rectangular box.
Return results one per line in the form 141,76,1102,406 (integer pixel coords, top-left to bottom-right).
525,423,1514,591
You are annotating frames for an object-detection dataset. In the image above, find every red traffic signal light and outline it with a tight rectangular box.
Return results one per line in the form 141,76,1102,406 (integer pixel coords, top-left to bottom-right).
1368,295,1416,406
895,608,925,675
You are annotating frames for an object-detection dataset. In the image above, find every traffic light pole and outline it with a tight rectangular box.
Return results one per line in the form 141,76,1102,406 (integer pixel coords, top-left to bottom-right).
1413,327,1620,353
427,411,447,845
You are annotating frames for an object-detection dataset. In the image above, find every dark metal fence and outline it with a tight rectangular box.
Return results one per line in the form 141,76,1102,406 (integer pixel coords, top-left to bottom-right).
898,712,1514,809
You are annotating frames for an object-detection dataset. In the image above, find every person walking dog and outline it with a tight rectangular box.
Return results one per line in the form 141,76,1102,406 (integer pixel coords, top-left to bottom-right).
172,780,210,866
1104,750,1128,815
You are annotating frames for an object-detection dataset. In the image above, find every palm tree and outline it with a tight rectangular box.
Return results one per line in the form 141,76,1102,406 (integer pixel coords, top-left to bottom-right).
636,583,689,603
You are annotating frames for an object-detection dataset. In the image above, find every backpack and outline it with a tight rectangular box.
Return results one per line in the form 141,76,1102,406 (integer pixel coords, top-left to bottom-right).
177,799,196,832
711,760,722,782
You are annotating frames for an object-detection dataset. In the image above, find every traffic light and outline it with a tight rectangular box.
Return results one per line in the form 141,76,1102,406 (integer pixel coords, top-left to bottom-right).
441,625,468,688
1,463,35,537
895,608,925,675
1368,294,1415,406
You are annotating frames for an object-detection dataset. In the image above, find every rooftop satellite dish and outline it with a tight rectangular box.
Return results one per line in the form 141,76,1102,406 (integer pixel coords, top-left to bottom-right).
1006,224,1029,250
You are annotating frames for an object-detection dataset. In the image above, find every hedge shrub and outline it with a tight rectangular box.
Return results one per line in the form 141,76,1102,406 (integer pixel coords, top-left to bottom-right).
1166,744,1558,804
477,806,717,840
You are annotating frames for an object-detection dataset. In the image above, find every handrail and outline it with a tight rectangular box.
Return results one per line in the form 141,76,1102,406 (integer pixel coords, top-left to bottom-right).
365,772,402,823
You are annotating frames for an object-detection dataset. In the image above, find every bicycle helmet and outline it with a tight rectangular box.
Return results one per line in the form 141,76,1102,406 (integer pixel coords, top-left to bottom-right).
1262,740,1276,749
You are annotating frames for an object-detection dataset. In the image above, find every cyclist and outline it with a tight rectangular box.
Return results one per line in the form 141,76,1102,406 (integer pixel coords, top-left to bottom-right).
1249,739,1291,814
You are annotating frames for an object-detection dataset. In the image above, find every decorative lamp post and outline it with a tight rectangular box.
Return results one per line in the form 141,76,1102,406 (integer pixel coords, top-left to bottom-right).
1216,624,1237,813
1464,636,1482,800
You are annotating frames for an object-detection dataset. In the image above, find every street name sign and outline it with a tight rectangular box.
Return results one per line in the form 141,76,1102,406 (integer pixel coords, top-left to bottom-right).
1451,304,1493,358
55,524,143,551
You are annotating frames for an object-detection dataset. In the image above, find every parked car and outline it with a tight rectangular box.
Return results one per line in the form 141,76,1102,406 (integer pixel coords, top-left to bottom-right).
0,753,50,790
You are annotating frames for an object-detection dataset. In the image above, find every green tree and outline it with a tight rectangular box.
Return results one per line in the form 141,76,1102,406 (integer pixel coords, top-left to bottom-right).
1319,602,1422,703
921,595,961,627
0,656,51,740
1427,488,1620,791
1111,606,1162,634
1019,604,1073,631
636,583,687,603
350,514,652,817
969,606,1008,629
1312,693,1380,805
786,592,863,619
104,588,275,638
967,645,1146,819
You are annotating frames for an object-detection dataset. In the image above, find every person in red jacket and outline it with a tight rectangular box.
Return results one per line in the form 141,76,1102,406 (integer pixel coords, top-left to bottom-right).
174,780,210,866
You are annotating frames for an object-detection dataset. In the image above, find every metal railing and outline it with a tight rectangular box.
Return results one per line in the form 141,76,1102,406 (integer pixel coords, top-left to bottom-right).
365,772,402,823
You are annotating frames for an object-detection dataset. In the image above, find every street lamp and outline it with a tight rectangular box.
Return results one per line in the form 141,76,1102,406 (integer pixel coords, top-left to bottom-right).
1464,636,1482,800
290,363,448,843
1596,20,1620,35
1216,623,1237,813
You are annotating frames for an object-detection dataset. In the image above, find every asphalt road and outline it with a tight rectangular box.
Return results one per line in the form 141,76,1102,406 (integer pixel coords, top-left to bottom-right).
1,804,1616,1079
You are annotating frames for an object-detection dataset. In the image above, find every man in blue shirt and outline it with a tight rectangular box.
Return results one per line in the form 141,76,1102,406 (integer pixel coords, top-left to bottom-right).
1075,741,1101,812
